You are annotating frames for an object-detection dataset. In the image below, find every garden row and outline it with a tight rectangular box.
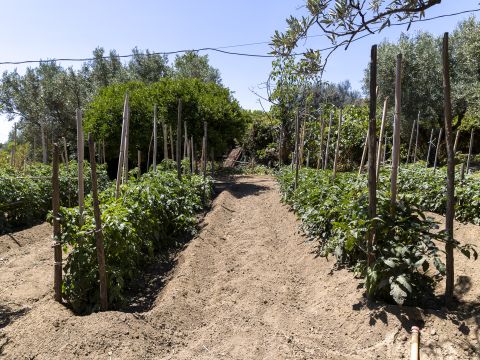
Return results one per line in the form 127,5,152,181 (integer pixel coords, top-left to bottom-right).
0,162,110,233
58,168,211,313
277,165,477,305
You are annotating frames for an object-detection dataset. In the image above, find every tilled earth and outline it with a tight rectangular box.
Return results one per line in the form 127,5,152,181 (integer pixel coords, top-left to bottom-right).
0,176,479,359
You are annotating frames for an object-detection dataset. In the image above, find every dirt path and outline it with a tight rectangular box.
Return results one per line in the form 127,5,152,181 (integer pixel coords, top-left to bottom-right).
0,176,479,359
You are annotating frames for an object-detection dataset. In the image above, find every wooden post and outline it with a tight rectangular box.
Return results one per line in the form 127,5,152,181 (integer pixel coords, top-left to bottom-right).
153,105,157,171
390,53,402,207
406,119,416,163
383,131,388,165
323,111,333,170
163,122,169,160
442,32,455,307
52,143,62,303
358,130,368,175
41,123,48,164
184,121,188,159
376,98,388,181
460,161,466,183
413,112,420,163
88,134,108,311
137,150,141,179
426,129,434,167
466,129,474,174
453,129,460,154
299,120,306,166
294,110,301,189
202,121,208,177
147,129,153,170
115,94,128,198
123,101,130,184
11,123,17,167
367,45,378,267
76,109,85,224
316,114,325,169
190,136,194,174
306,150,310,168
62,137,69,171
332,109,343,179
170,125,175,162
410,326,420,360
176,99,182,180
292,111,299,172
210,149,214,177
434,128,443,171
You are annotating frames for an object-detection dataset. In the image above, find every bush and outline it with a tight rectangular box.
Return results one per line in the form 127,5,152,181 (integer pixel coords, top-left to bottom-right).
59,170,211,313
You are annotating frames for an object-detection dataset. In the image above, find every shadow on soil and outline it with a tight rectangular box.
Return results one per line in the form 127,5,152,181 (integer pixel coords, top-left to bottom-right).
0,304,29,329
121,177,268,313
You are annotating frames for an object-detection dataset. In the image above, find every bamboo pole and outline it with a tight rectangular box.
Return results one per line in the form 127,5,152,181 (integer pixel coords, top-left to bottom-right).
410,326,420,360
367,45,378,268
442,32,455,307
176,99,182,180
316,114,325,169
358,130,368,175
413,112,420,163
153,105,157,171
406,119,416,163
466,129,474,174
52,143,62,303
88,134,108,311
376,98,388,181
115,94,128,198
76,109,85,224
294,110,300,189
324,111,333,170
426,129,434,167
390,53,402,207
434,128,443,171
332,109,343,179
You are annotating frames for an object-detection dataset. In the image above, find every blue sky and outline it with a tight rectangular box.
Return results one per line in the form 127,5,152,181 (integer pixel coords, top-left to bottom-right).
1,0,479,142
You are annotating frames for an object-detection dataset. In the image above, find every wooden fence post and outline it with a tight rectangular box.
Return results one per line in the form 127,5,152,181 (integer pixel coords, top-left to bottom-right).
115,93,128,198
434,128,443,171
153,105,157,171
390,53,402,207
442,32,455,307
406,119,416,163
332,109,343,179
426,129,434,167
76,109,85,224
323,111,333,170
413,111,420,163
376,97,388,181
52,143,62,302
176,99,182,180
88,134,108,311
317,113,325,169
466,129,474,174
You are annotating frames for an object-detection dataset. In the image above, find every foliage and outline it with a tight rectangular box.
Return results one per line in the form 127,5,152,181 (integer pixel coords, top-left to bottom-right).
0,162,109,233
173,51,222,84
58,170,211,313
242,110,280,164
277,166,476,305
84,79,246,164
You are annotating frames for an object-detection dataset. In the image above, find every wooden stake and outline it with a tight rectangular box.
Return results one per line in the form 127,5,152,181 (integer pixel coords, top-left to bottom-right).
102,140,106,164
306,150,310,168
88,133,108,311
163,122,169,160
190,136,194,174
292,112,299,172
123,100,130,184
453,129,460,154
76,109,85,224
147,128,153,170
367,45,378,268
176,99,182,180
316,113,325,169
442,32,455,307
434,128,443,171
202,121,208,177
11,123,17,167
210,149,214,177
294,110,300,189
153,105,157,171
390,53,402,207
299,119,306,166
426,129,434,167
406,119,416,163
466,129,474,174
115,94,128,198
137,150,141,179
170,125,175,162
41,123,48,164
413,112,420,163
62,137,69,171
358,130,368,175
376,98,388,181
332,109,343,179
383,131,388,165
410,326,420,360
184,121,188,159
52,143,62,303
323,111,333,170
